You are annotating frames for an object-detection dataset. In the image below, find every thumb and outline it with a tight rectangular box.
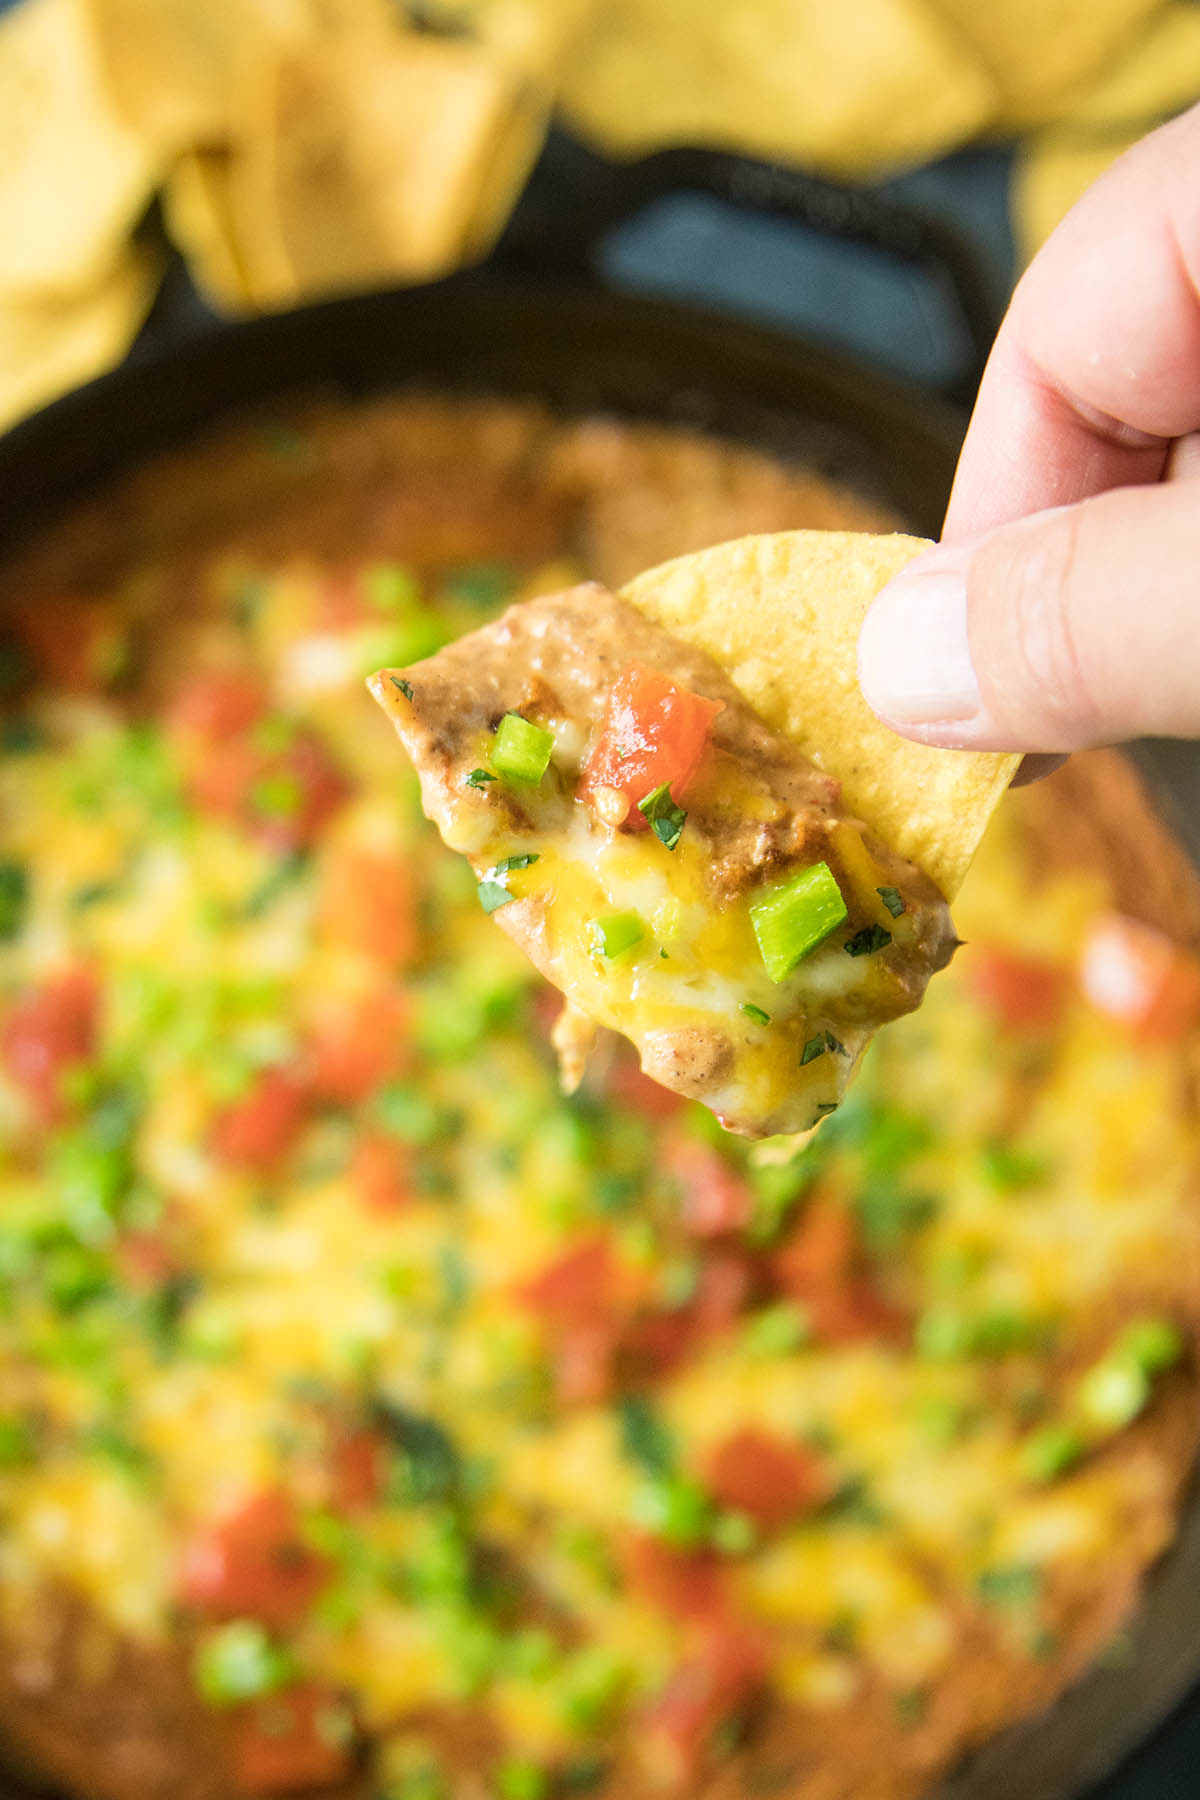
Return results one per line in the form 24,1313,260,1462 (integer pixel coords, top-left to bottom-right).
858,480,1200,752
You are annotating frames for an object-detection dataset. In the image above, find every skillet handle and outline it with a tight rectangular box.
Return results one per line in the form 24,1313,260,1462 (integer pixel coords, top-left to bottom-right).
497,130,999,409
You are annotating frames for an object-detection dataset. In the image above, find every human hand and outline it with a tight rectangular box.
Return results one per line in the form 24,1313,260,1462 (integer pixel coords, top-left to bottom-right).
858,103,1200,756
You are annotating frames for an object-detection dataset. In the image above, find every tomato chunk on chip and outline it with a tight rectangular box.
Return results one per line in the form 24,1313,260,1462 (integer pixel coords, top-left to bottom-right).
580,663,722,826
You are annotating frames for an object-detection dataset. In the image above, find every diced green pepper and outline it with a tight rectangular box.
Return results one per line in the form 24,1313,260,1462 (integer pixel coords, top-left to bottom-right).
589,913,644,960
492,713,554,784
194,1621,294,1705
750,862,847,983
1020,1423,1084,1484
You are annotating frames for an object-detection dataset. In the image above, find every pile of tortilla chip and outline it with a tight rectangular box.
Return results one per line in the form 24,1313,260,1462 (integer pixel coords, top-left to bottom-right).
0,0,1194,435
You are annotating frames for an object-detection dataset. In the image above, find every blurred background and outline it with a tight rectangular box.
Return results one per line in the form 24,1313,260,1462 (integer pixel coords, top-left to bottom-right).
3,0,1200,1793
4,0,1200,432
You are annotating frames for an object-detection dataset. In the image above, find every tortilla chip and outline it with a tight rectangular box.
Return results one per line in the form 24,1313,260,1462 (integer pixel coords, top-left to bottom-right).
0,247,162,435
163,146,297,312
0,0,160,301
928,0,1164,130
623,532,1018,898
556,0,995,179
251,29,545,297
82,0,396,152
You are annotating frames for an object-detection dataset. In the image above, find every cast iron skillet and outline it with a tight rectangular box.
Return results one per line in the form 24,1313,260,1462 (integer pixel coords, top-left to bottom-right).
0,135,1198,1800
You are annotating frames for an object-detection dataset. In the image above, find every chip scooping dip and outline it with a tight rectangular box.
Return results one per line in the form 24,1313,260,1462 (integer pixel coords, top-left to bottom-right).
369,532,1018,1136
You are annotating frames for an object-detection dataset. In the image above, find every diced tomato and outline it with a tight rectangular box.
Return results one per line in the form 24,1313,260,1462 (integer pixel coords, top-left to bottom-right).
330,1429,386,1514
772,1199,901,1346
183,712,349,853
232,1684,355,1795
704,1429,831,1531
666,1139,754,1238
605,1053,686,1121
690,1249,760,1334
318,570,370,631
308,991,409,1106
515,1238,624,1320
623,1535,730,1623
213,1067,311,1170
1,966,98,1123
1080,913,1200,1043
579,664,723,825
964,946,1067,1033
180,1491,329,1628
168,672,267,741
320,848,417,968
642,1631,766,1786
350,1133,411,1215
17,596,129,693
114,1230,179,1291
249,730,349,853
552,1316,624,1405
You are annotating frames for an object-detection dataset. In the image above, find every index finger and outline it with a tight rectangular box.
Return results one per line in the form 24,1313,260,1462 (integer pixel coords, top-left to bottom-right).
944,102,1200,539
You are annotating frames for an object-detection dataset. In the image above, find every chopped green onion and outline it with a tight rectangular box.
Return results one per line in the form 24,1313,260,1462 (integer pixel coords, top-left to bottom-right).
800,1034,827,1066
740,1301,810,1356
390,676,414,701
629,1474,712,1548
750,862,848,983
1020,1423,1084,1484
465,768,495,789
1076,1358,1150,1432
876,886,906,918
589,913,645,959
637,782,687,850
741,1003,771,1026
0,861,27,941
496,1760,550,1800
711,1509,757,1556
845,924,892,957
194,1622,294,1705
1116,1317,1184,1375
492,712,554,784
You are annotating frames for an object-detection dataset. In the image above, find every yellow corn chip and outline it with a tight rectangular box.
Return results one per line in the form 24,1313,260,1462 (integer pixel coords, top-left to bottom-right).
251,31,545,297
164,147,295,312
929,0,1165,130
556,0,995,179
623,531,1018,897
0,0,160,301
0,247,162,435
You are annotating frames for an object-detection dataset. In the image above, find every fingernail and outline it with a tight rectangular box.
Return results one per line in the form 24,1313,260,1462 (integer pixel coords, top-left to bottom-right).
858,550,980,725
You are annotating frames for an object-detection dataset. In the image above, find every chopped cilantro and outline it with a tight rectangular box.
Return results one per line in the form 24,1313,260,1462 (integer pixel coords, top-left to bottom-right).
390,676,415,700
1020,1423,1084,1484
845,924,892,957
0,1415,34,1467
494,853,539,874
250,771,303,820
364,564,420,614
815,1102,840,1119
477,880,514,913
496,1760,550,1800
465,768,496,788
618,1394,675,1476
629,1474,712,1548
876,886,906,918
637,782,687,850
824,1031,848,1055
800,1034,827,1066
241,849,308,920
377,1402,461,1505
741,1003,771,1025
